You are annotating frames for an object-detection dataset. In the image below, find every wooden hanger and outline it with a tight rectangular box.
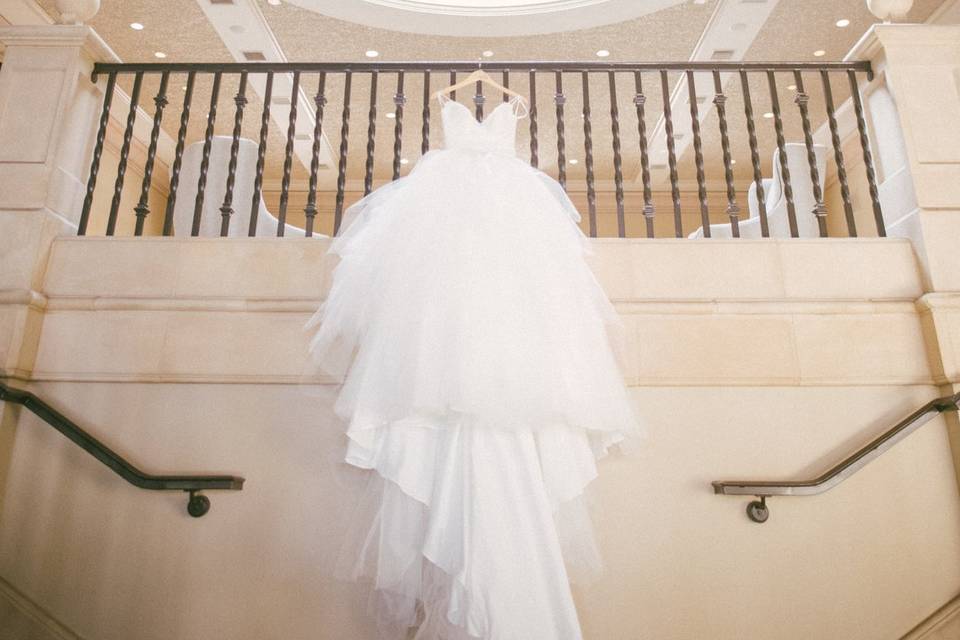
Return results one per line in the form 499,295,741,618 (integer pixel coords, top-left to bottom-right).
434,68,526,104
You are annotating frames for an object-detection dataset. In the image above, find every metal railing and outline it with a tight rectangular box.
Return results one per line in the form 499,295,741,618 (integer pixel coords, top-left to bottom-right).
0,382,244,517
713,392,960,523
80,59,882,239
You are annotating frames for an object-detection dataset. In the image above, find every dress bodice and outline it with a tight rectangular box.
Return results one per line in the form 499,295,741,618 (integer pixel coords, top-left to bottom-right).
439,96,526,156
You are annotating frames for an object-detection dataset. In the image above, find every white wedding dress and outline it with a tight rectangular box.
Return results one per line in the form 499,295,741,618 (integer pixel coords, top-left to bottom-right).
303,93,647,640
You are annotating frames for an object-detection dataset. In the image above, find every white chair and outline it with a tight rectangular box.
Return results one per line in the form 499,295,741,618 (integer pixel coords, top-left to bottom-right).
689,142,827,238
172,136,321,237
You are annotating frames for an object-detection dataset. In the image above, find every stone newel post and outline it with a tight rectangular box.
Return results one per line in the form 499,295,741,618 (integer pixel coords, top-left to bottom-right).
850,23,960,482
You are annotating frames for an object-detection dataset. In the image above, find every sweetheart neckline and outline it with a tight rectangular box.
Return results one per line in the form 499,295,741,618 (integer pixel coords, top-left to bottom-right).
441,98,520,125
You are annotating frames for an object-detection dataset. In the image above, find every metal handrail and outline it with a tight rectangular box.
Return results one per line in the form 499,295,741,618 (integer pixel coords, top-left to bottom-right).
91,60,873,80
0,381,244,517
713,392,960,523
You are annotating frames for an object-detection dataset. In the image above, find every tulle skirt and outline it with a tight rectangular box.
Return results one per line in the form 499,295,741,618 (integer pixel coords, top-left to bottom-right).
303,147,647,639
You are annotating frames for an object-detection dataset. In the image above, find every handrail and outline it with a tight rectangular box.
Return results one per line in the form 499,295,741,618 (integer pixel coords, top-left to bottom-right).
712,392,960,523
0,381,244,517
91,60,873,80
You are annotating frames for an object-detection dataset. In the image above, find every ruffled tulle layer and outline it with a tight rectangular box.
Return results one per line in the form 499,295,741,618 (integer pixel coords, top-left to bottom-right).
335,415,625,640
303,146,647,639
305,148,643,440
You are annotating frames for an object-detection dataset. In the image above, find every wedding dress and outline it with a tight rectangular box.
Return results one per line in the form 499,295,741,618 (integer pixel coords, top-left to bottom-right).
303,92,647,640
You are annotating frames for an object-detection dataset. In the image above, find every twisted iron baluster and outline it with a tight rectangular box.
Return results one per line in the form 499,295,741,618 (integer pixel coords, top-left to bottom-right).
687,70,710,237
333,71,353,235
192,72,222,236
132,72,170,235
363,71,378,196
740,70,769,237
248,72,273,237
220,72,249,237
392,71,405,181
277,71,300,236
554,71,567,190
421,71,431,156
529,70,539,169
107,72,143,236
848,69,885,236
163,71,195,236
767,70,798,237
79,72,116,236
633,71,654,238
304,72,327,238
821,70,856,236
608,71,626,238
793,70,828,237
581,71,597,237
660,70,682,237
713,70,739,237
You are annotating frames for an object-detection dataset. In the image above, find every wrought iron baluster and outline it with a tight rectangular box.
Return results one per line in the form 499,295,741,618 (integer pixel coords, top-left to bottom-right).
392,71,405,181
449,70,457,101
193,71,222,236
687,70,710,237
333,71,353,236
529,70,539,169
608,71,626,238
633,71,654,238
277,70,299,236
220,71,249,237
660,69,682,237
163,71,195,236
363,71,378,196
767,70,798,237
555,71,567,190
79,72,116,236
107,72,143,236
848,69,885,236
474,78,484,121
304,72,326,238
133,71,170,236
502,70,510,102
713,70,739,237
421,71,431,155
581,71,597,237
821,70,856,236
793,70,828,237
248,72,273,237
740,70,769,237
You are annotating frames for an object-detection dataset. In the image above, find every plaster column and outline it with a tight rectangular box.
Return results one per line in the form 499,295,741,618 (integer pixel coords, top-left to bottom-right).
0,22,118,516
850,24,960,484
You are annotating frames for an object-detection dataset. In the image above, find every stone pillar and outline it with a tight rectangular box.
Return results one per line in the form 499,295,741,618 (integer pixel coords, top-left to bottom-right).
850,24,960,485
0,22,118,515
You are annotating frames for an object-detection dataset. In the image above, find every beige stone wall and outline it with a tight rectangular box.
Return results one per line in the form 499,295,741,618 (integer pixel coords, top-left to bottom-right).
1,237,959,640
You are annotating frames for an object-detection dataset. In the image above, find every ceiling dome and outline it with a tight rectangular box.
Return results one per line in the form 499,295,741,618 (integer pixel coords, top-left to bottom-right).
282,0,689,36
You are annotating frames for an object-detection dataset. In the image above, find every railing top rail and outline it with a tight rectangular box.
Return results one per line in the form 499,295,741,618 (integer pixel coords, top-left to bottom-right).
92,60,872,80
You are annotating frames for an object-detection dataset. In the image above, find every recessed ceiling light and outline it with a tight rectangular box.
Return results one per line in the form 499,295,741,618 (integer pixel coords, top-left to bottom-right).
400,158,409,165
569,158,579,164
129,22,144,30
595,49,610,58
787,84,797,91
365,50,380,58
836,18,850,28
731,159,737,165
813,50,826,57
482,50,494,58
386,112,396,119
763,112,774,119
154,51,167,59
267,0,282,5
